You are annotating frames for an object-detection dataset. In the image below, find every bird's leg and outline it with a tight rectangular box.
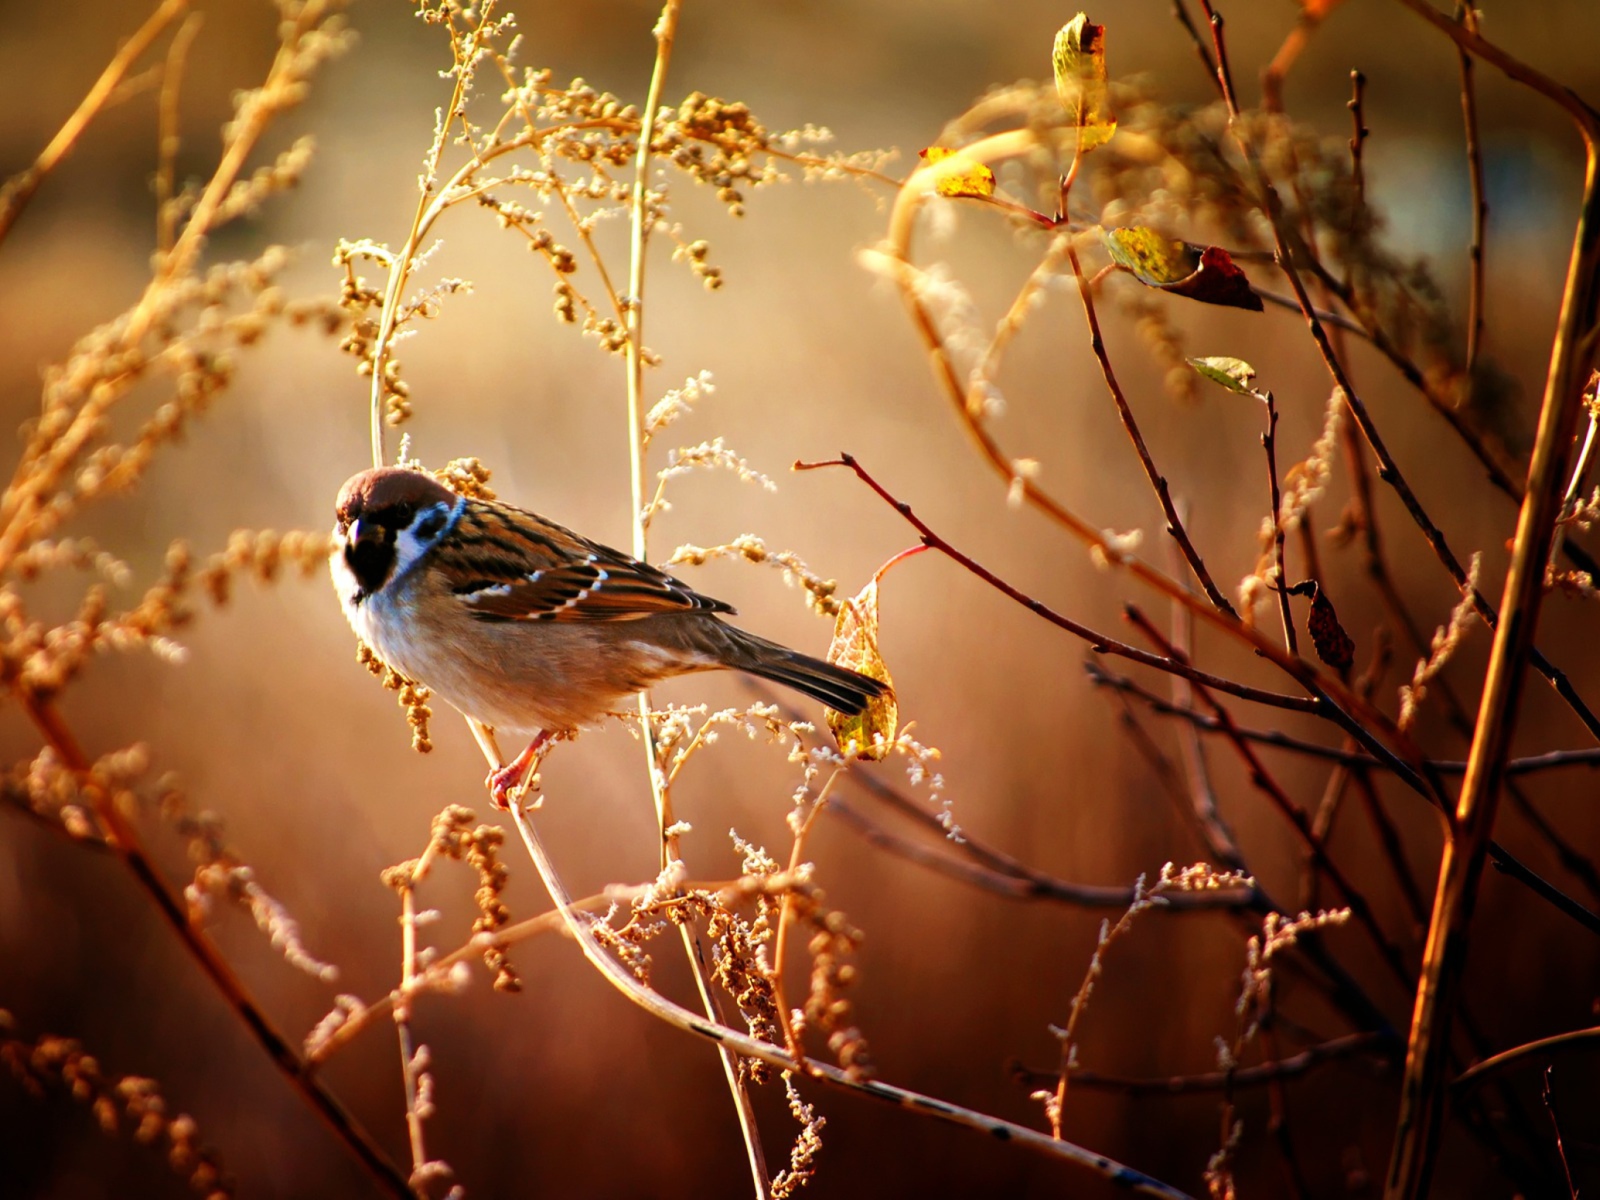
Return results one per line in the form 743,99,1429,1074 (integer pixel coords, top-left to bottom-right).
487,729,554,810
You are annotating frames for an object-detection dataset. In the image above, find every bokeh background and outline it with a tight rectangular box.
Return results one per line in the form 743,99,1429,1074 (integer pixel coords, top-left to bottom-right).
4,1,1600,1196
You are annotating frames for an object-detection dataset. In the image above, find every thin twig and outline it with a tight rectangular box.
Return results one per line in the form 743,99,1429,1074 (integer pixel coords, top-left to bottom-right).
1455,6,1487,372
1542,1067,1580,1200
1169,0,1221,94
1454,1026,1600,1092
1262,391,1298,654
1067,241,1236,616
1349,70,1369,209
1163,529,1249,873
397,885,436,1188
154,11,203,254
1018,1031,1391,1096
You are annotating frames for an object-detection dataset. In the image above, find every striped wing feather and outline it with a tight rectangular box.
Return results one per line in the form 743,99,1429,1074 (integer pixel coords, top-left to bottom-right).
442,501,733,623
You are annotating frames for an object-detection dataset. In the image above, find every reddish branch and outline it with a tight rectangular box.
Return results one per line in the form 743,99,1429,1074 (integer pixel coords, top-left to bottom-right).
795,454,1434,801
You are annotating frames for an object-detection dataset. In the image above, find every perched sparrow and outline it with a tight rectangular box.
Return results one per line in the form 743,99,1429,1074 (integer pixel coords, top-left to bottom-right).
331,467,887,805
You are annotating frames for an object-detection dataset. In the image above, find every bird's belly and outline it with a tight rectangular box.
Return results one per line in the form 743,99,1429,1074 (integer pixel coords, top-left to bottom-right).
347,587,673,734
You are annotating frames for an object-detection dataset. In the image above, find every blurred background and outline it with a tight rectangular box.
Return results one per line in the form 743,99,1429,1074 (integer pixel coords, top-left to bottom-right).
3,1,1600,1196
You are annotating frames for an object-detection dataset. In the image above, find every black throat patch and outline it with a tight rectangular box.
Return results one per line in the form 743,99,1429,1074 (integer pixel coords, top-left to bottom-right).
346,536,396,601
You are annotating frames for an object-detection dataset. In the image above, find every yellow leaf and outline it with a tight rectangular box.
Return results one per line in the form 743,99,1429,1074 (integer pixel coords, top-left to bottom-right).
918,146,996,200
1052,14,1116,152
826,580,897,761
1187,356,1261,397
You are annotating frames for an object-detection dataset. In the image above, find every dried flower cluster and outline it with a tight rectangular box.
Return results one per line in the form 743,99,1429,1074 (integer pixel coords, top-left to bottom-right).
0,1010,231,1198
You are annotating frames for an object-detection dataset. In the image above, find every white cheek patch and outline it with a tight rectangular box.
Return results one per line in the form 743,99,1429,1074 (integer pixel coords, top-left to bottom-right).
329,530,362,607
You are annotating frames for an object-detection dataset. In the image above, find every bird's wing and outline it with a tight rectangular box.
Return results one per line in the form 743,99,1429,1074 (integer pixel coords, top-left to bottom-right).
440,502,734,623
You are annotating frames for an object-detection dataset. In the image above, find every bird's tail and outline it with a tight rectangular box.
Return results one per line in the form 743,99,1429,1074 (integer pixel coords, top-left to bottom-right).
728,629,889,715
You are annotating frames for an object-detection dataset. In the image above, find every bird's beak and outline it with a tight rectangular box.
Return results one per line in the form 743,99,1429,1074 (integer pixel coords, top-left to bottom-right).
349,518,383,548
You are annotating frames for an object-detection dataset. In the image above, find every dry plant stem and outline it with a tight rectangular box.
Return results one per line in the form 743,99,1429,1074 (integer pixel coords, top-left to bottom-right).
1395,0,1600,128
1455,5,1486,372
825,793,1246,911
1302,640,1429,927
0,0,188,248
1261,393,1297,654
155,11,203,254
397,886,433,1185
1488,852,1600,937
1259,1021,1310,1200
772,772,842,1065
1549,394,1599,572
314,881,784,1065
1349,772,1429,931
1,795,114,850
1066,242,1236,617
1327,364,1600,905
1381,33,1600,1200
1169,0,1222,94
1304,255,1535,520
493,58,626,323
802,721,1258,910
1346,375,1600,903
1349,70,1368,208
366,1,500,467
619,5,766,1193
311,910,566,1063
626,0,677,566
1259,5,1323,114
1118,691,1245,876
506,801,1198,1200
394,830,457,1190
20,696,412,1198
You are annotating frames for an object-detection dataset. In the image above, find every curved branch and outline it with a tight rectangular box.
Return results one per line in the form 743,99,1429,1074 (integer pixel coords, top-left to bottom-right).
508,800,1198,1200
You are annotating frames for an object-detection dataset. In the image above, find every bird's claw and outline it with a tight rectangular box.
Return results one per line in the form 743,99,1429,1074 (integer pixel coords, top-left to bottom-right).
486,730,556,810
487,762,541,811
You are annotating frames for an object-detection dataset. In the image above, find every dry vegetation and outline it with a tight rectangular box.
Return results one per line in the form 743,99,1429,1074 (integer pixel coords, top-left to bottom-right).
3,1,1600,1197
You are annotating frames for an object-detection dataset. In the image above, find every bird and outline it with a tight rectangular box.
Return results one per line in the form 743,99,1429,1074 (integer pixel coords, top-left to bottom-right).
330,467,888,806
